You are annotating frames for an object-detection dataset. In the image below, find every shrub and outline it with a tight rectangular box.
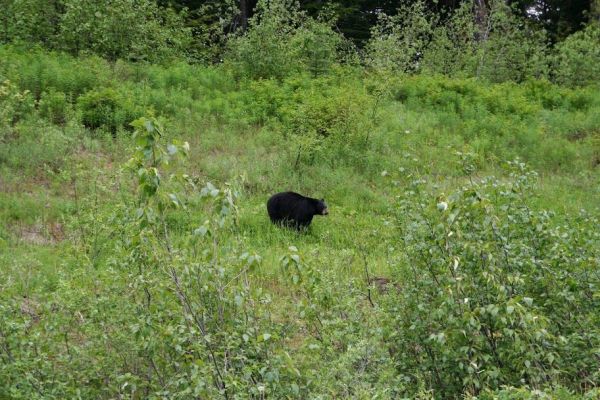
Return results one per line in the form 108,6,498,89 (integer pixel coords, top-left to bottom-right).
1,0,192,62
0,120,74,171
58,0,191,62
421,2,479,77
77,88,139,135
369,0,549,82
0,46,111,100
284,79,372,139
383,160,600,396
184,0,238,64
237,71,376,166
39,89,70,125
365,1,436,73
289,18,343,77
0,0,62,45
242,78,291,124
553,24,600,87
225,0,343,80
390,76,538,118
0,79,35,128
472,1,549,83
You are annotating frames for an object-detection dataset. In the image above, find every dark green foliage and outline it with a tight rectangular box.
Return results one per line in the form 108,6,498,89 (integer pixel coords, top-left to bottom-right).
77,88,140,134
365,1,438,73
508,0,593,42
225,0,344,80
0,79,35,127
59,0,191,62
553,24,600,87
1,0,599,87
183,0,238,63
151,0,599,48
1,0,192,62
39,89,70,125
367,0,549,83
0,0,63,45
472,2,549,82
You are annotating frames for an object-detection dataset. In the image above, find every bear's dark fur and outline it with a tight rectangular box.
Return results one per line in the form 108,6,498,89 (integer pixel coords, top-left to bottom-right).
267,192,328,230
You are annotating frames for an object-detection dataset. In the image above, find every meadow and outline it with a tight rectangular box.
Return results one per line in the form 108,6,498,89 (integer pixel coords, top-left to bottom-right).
1,44,599,398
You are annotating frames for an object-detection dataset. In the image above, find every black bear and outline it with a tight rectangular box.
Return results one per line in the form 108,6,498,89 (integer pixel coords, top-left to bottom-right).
267,192,328,230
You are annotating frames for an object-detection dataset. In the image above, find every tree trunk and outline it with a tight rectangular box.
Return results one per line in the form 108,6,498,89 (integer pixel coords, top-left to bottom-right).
474,0,489,42
240,0,249,31
592,0,600,24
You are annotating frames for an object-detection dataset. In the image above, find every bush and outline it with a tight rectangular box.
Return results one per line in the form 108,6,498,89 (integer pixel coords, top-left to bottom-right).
0,79,35,128
0,0,62,45
365,1,436,73
58,0,192,62
0,46,111,100
1,0,192,63
472,1,549,83
282,76,374,143
0,120,74,171
553,24,600,87
383,160,600,396
421,2,480,77
184,1,238,64
39,89,70,125
225,0,343,80
241,72,376,166
390,76,538,117
371,0,549,83
77,88,139,135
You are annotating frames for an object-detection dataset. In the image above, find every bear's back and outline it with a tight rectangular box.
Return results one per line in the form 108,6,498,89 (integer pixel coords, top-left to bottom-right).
267,192,304,214
267,192,313,225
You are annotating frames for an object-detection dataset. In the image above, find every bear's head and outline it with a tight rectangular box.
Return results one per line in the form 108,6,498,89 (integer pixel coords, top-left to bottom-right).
316,198,329,215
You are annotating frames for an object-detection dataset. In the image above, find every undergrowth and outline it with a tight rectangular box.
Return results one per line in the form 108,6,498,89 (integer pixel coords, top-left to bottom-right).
0,46,599,398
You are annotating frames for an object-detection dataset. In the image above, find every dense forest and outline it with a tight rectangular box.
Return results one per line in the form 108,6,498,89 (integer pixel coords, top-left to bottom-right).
1,0,600,398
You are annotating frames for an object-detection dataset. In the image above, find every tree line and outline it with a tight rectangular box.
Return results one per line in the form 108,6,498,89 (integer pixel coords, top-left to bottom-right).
1,0,599,86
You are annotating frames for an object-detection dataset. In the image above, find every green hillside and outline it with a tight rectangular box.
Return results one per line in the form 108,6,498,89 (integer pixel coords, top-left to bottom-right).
1,0,600,398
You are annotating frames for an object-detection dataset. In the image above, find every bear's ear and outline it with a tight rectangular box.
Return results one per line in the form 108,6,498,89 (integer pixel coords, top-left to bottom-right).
320,198,325,202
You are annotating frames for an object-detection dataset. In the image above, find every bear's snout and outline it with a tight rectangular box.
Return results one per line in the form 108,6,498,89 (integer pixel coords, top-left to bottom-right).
322,207,329,215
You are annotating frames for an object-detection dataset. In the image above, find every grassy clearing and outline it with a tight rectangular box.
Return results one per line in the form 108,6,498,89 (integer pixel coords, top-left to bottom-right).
1,47,599,398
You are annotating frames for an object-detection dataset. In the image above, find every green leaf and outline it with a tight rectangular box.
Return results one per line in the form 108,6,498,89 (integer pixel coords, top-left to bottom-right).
168,193,180,207
144,119,154,133
194,226,209,237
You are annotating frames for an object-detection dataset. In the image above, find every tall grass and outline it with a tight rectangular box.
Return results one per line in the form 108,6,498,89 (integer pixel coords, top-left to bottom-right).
0,46,599,398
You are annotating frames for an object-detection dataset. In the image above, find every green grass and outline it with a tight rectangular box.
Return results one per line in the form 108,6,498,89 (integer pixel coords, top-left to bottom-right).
1,47,599,398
